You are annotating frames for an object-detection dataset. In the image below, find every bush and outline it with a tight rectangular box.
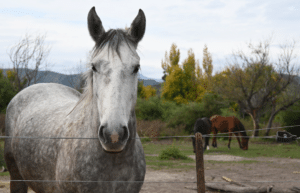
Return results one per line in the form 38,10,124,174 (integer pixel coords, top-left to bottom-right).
0,114,5,136
140,137,151,143
160,99,179,121
166,93,224,134
135,96,164,120
279,103,300,137
166,102,206,134
158,145,189,160
0,71,18,113
201,92,225,116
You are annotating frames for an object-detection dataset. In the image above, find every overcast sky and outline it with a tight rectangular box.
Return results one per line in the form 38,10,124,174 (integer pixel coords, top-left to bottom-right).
1,0,299,80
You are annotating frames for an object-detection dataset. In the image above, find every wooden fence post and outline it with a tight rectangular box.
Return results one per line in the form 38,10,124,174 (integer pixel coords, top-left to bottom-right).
195,132,205,193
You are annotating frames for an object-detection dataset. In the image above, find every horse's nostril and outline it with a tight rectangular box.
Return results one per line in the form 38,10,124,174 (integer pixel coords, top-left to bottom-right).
99,125,129,145
99,125,106,143
122,126,129,141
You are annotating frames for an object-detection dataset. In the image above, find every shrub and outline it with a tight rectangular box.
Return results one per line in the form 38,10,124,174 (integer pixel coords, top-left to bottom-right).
158,145,189,160
0,70,18,113
140,137,151,143
160,99,179,121
135,96,164,120
0,114,5,136
279,103,300,137
166,102,206,134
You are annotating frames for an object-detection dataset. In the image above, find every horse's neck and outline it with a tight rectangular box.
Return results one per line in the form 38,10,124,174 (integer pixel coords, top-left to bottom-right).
67,98,98,136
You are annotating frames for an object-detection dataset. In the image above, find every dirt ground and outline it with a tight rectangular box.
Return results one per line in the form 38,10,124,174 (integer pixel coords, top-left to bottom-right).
0,154,299,192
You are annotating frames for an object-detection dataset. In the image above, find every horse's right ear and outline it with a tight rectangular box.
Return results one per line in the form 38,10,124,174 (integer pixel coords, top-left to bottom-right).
129,9,146,44
88,7,105,42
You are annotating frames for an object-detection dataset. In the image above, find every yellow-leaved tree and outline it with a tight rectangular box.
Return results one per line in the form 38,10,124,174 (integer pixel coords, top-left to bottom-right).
161,43,180,81
143,85,157,100
182,49,205,103
201,44,213,92
161,45,206,104
138,80,157,100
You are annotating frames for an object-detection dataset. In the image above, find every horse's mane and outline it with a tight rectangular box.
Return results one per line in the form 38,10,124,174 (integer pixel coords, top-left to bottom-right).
210,115,219,120
92,29,136,59
67,29,136,116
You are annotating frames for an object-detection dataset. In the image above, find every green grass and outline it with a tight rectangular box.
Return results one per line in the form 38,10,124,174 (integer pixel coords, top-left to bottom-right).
142,140,194,156
145,156,195,170
206,160,260,164
142,138,300,159
141,138,300,170
206,139,300,159
0,172,9,176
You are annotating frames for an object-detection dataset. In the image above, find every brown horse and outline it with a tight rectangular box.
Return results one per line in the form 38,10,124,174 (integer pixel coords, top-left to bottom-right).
210,115,249,150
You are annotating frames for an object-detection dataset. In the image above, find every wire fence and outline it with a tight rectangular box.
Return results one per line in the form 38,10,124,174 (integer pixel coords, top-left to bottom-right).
2,180,300,184
0,125,299,185
0,124,299,139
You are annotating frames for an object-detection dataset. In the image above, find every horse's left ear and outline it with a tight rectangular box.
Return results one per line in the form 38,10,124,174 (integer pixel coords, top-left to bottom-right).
88,7,106,43
129,9,146,44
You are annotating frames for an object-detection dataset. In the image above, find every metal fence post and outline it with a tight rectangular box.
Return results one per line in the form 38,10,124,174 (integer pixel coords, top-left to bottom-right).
195,132,205,193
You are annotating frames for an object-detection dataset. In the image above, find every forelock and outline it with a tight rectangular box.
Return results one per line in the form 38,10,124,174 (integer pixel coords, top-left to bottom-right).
91,29,137,60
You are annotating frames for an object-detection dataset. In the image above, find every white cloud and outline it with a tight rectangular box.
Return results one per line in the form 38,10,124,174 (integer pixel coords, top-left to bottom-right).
1,0,299,80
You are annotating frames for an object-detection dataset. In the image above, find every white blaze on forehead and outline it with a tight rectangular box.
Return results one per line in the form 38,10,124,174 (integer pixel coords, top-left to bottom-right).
93,42,140,132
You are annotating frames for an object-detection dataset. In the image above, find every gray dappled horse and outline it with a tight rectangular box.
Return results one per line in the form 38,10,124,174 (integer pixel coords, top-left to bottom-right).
4,7,146,193
191,117,212,153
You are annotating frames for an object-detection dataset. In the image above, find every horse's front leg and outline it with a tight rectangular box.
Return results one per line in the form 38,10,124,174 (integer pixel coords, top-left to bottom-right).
235,133,242,149
212,130,218,148
204,135,210,150
228,133,232,149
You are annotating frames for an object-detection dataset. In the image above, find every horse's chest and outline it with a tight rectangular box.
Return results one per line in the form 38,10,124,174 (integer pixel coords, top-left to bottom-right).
55,146,144,192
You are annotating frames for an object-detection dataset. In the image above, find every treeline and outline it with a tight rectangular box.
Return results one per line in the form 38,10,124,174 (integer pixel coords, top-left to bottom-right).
137,39,300,137
1,34,300,137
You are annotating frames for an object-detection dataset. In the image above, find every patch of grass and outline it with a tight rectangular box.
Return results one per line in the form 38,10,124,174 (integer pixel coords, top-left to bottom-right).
0,141,6,168
206,160,259,164
159,145,192,160
142,140,194,156
140,137,151,143
0,172,9,176
145,156,194,170
142,138,300,160
206,140,300,159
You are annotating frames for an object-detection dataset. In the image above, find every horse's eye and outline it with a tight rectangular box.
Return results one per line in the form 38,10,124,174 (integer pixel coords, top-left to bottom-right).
133,64,140,74
92,64,97,72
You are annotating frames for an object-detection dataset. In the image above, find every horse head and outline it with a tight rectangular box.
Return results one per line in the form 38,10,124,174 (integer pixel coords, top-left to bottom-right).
87,7,146,153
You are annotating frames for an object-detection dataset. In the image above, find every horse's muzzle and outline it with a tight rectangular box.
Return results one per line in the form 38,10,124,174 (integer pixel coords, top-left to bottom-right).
98,123,129,152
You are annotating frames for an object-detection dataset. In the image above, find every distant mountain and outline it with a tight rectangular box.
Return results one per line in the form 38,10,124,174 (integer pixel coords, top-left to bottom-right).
138,73,163,83
1,69,163,88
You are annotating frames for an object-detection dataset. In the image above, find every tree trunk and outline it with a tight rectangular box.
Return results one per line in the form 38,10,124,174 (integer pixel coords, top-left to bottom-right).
249,110,260,137
265,112,277,136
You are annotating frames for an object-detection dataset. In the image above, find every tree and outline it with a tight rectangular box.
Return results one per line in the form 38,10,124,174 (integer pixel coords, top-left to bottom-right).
213,38,300,136
137,80,146,99
143,85,157,99
161,43,180,81
65,60,87,93
0,69,18,113
279,101,300,136
162,65,187,104
202,44,213,91
182,49,204,102
8,33,52,92
162,48,205,104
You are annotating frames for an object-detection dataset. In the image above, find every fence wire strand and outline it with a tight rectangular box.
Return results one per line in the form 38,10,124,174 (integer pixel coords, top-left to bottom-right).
0,124,299,140
1,179,300,184
0,124,299,185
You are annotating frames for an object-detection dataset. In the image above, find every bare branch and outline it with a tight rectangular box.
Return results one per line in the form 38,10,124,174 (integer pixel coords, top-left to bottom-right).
7,33,53,91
